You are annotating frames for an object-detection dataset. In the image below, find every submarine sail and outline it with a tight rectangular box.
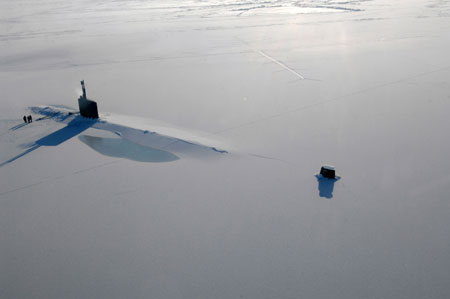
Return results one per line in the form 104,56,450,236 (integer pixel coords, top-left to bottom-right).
78,80,99,119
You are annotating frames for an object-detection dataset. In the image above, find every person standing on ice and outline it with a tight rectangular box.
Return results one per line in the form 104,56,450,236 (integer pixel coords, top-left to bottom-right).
23,116,27,123
27,115,32,123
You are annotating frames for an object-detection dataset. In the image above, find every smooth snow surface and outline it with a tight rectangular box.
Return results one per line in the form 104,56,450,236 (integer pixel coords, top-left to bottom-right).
1,1,450,298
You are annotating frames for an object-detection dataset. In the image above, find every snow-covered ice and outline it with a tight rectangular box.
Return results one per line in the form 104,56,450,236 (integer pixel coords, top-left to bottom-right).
1,0,450,298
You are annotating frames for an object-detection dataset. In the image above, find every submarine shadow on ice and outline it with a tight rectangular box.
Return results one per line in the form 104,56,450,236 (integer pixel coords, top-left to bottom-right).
36,117,95,146
78,135,179,163
0,116,95,168
0,105,228,167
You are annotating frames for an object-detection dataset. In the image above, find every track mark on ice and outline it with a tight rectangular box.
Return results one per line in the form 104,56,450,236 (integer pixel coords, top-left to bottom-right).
248,153,294,165
210,65,450,135
235,36,310,81
256,50,305,80
0,160,119,198
72,160,120,175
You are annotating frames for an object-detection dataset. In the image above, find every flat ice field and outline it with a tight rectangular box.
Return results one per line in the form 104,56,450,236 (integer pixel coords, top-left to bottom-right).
1,1,450,298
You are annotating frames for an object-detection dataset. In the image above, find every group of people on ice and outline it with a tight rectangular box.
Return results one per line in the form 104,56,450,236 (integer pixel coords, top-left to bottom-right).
23,115,32,123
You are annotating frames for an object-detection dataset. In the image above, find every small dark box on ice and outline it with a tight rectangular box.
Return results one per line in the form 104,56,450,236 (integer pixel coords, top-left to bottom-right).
320,165,336,179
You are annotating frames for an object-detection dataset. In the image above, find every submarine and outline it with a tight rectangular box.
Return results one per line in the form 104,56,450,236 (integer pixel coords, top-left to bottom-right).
78,80,99,119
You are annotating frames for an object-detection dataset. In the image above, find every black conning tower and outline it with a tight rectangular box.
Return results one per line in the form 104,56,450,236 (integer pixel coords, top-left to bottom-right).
78,80,99,119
